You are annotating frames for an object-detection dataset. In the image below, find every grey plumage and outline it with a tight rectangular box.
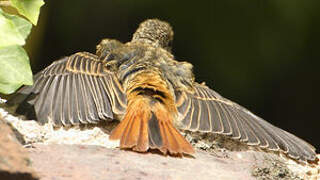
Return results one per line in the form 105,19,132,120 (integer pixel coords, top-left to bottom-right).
8,52,127,126
175,83,316,162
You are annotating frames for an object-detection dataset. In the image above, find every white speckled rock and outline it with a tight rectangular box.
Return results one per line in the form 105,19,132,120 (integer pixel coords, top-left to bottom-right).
0,108,119,148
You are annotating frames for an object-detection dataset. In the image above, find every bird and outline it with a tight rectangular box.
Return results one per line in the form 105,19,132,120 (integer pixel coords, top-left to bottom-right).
7,19,317,163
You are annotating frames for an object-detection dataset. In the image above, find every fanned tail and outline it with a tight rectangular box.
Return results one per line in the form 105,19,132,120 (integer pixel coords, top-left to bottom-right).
109,96,194,155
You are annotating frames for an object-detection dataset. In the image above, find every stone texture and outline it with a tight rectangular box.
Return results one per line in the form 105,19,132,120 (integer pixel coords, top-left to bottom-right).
26,144,300,180
0,114,38,180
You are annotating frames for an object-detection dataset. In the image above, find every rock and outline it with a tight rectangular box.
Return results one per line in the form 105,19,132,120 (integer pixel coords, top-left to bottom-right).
25,144,298,180
0,114,38,180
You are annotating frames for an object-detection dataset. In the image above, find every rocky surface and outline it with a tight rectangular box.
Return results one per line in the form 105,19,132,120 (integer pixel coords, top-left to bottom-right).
26,144,302,180
0,105,319,180
0,114,38,180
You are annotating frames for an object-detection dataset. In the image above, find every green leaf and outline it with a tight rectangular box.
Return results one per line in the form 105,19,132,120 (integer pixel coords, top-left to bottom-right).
10,0,45,25
0,45,33,94
0,10,25,47
2,11,32,40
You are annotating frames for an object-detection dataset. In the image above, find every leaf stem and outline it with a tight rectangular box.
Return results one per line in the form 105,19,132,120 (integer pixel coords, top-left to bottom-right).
0,1,11,7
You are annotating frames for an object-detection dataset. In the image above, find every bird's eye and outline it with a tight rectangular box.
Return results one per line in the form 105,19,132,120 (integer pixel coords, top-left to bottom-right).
105,63,112,70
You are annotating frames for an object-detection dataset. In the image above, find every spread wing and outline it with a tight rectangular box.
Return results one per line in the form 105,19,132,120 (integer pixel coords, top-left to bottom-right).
176,83,317,162
7,52,127,126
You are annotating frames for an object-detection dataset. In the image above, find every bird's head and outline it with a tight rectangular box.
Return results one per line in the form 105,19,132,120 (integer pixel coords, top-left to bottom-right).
132,19,174,51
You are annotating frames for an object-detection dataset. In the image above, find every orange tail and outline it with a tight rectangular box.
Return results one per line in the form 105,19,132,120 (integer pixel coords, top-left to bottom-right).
109,96,195,155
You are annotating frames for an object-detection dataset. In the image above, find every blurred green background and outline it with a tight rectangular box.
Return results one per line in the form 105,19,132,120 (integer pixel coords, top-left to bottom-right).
25,0,320,149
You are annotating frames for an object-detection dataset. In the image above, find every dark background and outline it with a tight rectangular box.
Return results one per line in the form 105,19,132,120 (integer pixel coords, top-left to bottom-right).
25,0,320,150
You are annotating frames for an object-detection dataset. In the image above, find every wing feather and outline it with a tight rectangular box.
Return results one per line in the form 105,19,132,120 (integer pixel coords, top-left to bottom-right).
63,73,72,124
220,103,240,139
196,88,211,131
182,98,194,129
7,52,127,126
176,82,317,162
74,73,88,124
190,97,200,130
209,101,224,133
52,75,64,126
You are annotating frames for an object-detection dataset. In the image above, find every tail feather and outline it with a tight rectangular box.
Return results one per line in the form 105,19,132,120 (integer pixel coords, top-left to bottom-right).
110,98,151,151
120,116,137,148
162,121,180,154
154,104,195,155
108,111,132,140
109,97,194,155
134,111,149,152
163,120,195,155
148,112,163,149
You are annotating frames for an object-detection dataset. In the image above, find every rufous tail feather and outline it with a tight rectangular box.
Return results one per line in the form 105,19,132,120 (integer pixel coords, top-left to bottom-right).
109,96,195,155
